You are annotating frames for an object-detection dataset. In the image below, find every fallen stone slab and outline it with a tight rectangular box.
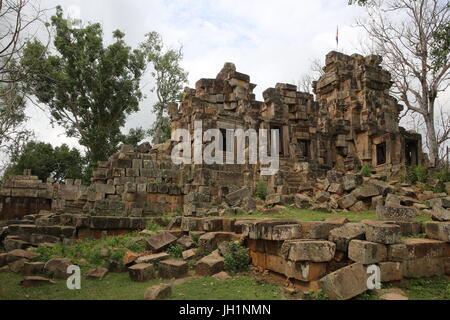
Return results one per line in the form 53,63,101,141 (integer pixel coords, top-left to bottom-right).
86,267,109,280
144,284,172,300
376,205,418,222
351,185,380,200
145,231,177,252
44,258,72,279
135,252,170,264
225,187,252,206
272,224,302,241
177,235,194,249
328,223,365,252
431,206,450,222
364,222,401,244
9,259,26,273
22,261,45,276
424,221,450,241
159,259,188,279
348,240,387,264
128,263,156,282
281,240,336,262
196,252,225,276
6,249,39,263
212,271,232,281
402,238,447,260
337,194,357,210
20,276,55,287
182,249,197,260
198,232,241,252
379,262,403,282
402,257,445,278
298,221,343,239
319,263,369,300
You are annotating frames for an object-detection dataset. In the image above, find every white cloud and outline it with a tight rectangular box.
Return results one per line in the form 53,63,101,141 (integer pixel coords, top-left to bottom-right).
24,0,368,153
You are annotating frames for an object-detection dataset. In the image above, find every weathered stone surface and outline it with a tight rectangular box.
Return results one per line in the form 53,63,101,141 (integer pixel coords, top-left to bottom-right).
212,271,232,281
352,185,380,200
402,257,445,277
145,231,177,252
349,201,369,212
9,258,26,273
368,179,394,196
343,174,363,191
86,267,109,280
159,259,188,279
376,205,418,222
281,240,336,262
402,238,447,260
22,261,45,276
6,249,39,263
225,187,252,206
135,252,170,264
128,263,156,282
337,194,357,210
198,232,240,252
44,258,72,279
298,221,343,239
424,221,450,241
20,276,55,287
177,235,194,249
319,263,368,300
272,224,302,241
328,223,365,252
387,244,409,261
196,252,225,276
364,222,401,244
182,249,197,260
348,240,387,264
144,284,172,300
379,262,403,282
294,194,311,208
431,206,450,222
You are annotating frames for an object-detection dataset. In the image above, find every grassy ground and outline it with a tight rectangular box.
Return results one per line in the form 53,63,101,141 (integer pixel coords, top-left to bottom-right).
355,276,450,300
170,276,283,300
228,207,432,223
0,271,447,300
0,272,283,300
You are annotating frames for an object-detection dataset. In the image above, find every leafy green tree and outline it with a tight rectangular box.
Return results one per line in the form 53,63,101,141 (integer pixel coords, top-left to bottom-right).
121,127,148,147
3,141,85,183
20,6,146,169
140,32,188,144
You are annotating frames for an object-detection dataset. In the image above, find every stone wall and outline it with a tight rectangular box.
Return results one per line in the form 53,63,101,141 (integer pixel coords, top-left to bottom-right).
180,216,450,299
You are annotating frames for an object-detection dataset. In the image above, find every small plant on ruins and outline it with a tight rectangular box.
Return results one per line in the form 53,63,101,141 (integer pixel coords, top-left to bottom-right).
255,180,268,200
406,165,429,184
167,243,185,258
223,241,250,274
360,164,372,177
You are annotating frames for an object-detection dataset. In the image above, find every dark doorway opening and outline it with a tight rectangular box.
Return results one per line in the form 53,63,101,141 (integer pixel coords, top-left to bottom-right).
219,128,227,152
298,140,310,158
376,142,387,165
405,139,419,166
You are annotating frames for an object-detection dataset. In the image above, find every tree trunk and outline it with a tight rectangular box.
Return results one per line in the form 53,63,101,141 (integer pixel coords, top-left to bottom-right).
425,114,439,168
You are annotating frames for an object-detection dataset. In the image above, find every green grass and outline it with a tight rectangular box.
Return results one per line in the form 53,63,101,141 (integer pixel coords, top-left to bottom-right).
227,207,432,223
228,207,378,222
396,276,450,300
0,273,283,300
31,233,147,272
354,276,450,300
0,272,165,300
169,276,284,300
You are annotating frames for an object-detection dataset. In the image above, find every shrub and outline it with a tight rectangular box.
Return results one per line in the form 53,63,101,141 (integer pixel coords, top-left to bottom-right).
406,165,428,184
223,241,250,273
255,180,268,200
167,244,185,258
360,164,372,177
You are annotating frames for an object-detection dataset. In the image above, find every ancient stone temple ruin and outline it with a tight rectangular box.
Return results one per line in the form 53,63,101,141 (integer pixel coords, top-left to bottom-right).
0,51,425,220
0,52,448,300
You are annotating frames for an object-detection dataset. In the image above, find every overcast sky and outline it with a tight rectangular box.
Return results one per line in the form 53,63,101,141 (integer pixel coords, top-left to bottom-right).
26,0,369,150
